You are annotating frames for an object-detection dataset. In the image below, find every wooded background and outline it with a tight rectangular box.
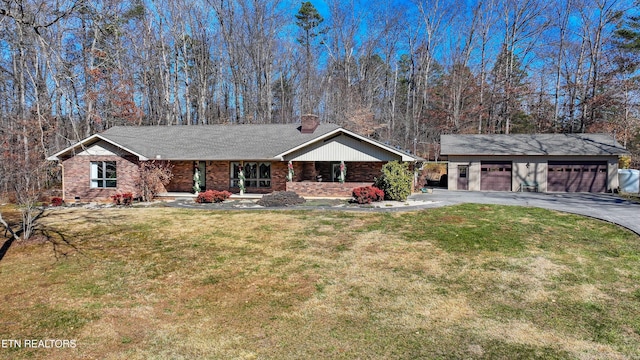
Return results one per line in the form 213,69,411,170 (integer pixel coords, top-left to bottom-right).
1,0,640,197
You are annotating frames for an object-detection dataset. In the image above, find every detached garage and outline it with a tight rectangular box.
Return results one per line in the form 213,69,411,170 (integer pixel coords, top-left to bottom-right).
441,134,628,193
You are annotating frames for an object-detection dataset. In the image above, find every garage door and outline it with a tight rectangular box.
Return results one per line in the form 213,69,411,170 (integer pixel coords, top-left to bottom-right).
481,162,512,191
547,161,607,192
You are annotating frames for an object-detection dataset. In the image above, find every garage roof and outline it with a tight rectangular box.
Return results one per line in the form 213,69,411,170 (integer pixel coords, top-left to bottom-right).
441,134,628,156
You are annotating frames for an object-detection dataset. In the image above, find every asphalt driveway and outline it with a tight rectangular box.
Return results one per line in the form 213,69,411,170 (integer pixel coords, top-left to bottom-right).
410,189,640,236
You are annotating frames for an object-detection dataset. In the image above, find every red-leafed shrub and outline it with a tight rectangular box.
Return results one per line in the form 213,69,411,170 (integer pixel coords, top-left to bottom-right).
352,186,385,204
111,192,134,206
51,197,64,207
195,190,232,203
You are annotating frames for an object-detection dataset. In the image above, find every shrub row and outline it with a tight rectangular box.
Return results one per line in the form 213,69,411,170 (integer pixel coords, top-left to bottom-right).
195,190,232,203
352,186,384,204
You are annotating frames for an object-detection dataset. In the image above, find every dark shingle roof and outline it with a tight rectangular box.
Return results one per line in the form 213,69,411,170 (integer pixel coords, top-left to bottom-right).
441,134,628,156
99,124,341,160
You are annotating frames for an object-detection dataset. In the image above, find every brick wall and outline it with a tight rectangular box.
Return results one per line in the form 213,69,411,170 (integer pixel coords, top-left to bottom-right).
286,181,374,197
208,161,230,190
346,162,384,182
166,161,193,192
269,162,287,192
62,154,140,202
166,161,232,192
301,162,316,180
165,160,288,194
63,158,393,199
313,161,384,182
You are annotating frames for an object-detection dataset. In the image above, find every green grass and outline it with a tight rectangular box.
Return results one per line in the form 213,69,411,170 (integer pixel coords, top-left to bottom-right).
0,204,639,359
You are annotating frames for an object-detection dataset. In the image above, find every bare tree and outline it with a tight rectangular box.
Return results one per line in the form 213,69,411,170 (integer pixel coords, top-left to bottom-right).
412,0,453,140
1,0,639,198
474,0,499,134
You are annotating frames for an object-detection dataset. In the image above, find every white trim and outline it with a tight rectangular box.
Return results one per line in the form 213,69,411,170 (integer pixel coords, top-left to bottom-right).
276,127,419,162
47,134,149,161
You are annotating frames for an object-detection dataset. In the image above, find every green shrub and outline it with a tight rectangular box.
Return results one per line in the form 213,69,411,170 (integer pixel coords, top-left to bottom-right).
374,161,412,201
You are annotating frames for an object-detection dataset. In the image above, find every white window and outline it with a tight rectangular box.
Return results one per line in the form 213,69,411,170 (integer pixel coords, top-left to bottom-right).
90,161,117,188
230,162,271,188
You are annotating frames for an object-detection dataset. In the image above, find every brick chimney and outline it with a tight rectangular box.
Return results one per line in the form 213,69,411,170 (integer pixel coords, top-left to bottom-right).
300,114,319,134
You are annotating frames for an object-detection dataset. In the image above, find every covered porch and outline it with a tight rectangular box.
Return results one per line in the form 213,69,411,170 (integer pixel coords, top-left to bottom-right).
277,129,417,197
284,160,382,197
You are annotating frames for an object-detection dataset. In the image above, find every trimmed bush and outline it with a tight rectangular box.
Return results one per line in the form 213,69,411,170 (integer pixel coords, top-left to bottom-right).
50,197,64,207
352,186,385,204
374,161,412,201
257,191,305,207
195,190,232,203
137,161,174,202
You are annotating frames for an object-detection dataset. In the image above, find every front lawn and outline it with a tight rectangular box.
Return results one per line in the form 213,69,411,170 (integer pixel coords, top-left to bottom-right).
0,205,638,359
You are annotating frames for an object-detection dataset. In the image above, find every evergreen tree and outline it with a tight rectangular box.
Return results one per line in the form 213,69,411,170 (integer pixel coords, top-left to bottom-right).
488,46,528,134
612,8,640,165
295,1,325,113
615,9,640,52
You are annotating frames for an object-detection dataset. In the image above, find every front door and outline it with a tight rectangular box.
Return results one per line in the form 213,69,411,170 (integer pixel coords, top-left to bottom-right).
194,161,206,191
332,163,341,182
457,165,469,190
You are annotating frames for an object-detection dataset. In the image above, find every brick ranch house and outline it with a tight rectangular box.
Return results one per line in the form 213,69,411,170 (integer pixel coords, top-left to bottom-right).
47,116,420,201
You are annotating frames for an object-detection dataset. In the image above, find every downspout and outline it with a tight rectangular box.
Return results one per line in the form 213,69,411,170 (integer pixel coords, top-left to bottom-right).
59,162,65,201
